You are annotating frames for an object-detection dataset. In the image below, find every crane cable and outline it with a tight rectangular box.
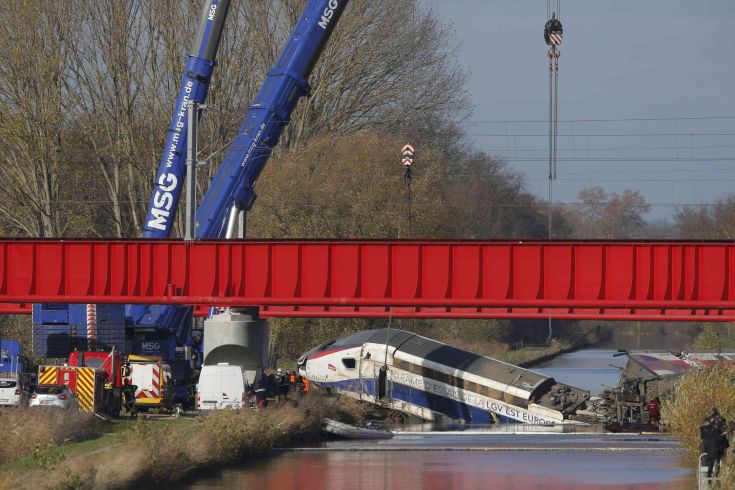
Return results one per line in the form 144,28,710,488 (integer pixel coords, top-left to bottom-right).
544,0,563,344
544,0,563,238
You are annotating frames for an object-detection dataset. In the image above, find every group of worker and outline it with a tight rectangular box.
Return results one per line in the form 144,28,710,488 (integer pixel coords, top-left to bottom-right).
700,407,730,478
252,367,309,408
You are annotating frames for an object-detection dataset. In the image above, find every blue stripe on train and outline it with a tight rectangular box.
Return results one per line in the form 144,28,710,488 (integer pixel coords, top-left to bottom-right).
318,378,516,424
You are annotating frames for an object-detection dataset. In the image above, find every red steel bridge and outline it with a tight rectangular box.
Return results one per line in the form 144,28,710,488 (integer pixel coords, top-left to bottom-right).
1,239,734,322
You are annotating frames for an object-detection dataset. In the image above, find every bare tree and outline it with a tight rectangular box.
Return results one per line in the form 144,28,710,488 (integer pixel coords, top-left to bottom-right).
675,196,735,239
0,5,72,236
562,187,651,239
65,1,153,237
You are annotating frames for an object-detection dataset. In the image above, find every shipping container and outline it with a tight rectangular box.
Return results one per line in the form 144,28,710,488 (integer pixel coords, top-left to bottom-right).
33,304,126,358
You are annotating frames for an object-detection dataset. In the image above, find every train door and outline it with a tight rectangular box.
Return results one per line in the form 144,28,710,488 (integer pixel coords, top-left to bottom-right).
374,345,390,403
377,365,387,400
359,348,374,400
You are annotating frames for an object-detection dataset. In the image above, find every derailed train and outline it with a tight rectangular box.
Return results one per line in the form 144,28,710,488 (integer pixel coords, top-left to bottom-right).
298,328,591,425
597,350,735,430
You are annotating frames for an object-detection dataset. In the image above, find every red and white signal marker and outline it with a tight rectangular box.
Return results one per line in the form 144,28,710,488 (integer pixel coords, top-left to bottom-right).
401,143,415,166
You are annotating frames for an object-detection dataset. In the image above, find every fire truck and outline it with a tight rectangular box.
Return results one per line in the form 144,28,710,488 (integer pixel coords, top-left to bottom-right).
127,355,174,412
38,347,137,416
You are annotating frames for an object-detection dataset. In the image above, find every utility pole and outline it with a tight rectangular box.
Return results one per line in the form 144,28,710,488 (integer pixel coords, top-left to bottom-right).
185,101,205,241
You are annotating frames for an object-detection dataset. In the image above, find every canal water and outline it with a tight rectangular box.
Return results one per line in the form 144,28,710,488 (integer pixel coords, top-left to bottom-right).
534,349,628,395
187,350,695,489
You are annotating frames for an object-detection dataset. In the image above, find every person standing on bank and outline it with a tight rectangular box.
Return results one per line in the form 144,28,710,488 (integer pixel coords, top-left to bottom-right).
701,410,729,478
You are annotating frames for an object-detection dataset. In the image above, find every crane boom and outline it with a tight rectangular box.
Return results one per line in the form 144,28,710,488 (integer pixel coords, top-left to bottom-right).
143,0,231,238
33,0,351,383
195,0,349,238
132,0,349,359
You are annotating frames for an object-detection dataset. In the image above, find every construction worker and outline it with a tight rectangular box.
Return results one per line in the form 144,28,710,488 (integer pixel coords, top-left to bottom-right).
266,369,278,400
278,368,289,398
303,376,310,395
701,410,728,478
646,398,661,426
254,378,267,408
710,407,726,432
288,368,297,395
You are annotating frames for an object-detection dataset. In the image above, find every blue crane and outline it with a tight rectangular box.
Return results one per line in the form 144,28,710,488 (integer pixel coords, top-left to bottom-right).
194,0,348,238
34,0,233,365
132,0,349,365
34,0,351,382
143,0,231,238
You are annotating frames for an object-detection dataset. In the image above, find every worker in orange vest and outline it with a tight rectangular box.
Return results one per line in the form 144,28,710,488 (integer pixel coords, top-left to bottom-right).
284,369,296,396
303,376,310,395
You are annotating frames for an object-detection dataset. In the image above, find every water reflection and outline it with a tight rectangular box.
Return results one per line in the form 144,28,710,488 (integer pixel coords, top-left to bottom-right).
188,449,692,490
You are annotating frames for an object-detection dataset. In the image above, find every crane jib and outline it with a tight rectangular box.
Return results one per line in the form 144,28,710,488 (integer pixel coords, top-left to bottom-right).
194,0,349,238
142,0,231,237
132,0,349,337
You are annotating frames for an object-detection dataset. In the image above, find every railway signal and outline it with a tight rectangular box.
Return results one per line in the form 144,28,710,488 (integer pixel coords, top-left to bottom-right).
401,143,415,178
401,143,415,237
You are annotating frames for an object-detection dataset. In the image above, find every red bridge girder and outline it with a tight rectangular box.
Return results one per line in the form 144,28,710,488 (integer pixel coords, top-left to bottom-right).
1,239,734,322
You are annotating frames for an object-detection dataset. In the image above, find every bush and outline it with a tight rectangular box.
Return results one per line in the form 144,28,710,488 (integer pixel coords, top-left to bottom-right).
693,325,724,351
660,365,735,465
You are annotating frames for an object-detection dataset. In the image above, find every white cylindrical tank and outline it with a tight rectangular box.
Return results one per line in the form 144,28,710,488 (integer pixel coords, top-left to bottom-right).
203,310,269,384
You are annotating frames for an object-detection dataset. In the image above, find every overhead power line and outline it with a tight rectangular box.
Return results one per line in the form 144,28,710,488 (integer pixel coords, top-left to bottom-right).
480,145,735,152
466,132,735,137
36,198,731,208
461,115,735,125
501,158,735,162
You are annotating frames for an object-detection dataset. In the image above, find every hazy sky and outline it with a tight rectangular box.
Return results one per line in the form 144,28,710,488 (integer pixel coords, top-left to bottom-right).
421,0,735,220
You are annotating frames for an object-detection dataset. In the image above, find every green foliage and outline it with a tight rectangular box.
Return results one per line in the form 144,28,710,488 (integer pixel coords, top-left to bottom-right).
693,325,724,352
31,442,64,472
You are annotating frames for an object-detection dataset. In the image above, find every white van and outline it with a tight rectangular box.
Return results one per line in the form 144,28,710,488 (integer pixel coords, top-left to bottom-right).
196,363,247,411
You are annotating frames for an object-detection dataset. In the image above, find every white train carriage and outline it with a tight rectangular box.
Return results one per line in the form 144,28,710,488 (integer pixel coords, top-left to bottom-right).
299,329,590,425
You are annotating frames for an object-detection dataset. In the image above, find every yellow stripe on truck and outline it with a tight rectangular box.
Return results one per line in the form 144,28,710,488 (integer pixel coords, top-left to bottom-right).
75,367,95,413
38,367,57,385
136,397,162,405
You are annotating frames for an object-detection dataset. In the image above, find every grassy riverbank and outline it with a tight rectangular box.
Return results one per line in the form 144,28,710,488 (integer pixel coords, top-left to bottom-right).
0,408,105,468
0,394,365,490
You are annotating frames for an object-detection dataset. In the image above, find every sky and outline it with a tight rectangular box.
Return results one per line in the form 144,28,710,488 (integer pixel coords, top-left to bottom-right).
421,0,735,220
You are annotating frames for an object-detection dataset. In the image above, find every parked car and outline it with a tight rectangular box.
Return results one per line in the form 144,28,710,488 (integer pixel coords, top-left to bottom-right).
28,384,77,409
0,379,22,407
196,363,247,411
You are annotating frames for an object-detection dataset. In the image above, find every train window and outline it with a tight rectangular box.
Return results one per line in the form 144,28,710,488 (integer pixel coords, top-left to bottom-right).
465,381,477,393
342,358,356,369
318,340,336,351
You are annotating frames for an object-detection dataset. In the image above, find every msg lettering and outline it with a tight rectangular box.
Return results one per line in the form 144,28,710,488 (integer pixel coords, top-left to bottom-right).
318,0,339,29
